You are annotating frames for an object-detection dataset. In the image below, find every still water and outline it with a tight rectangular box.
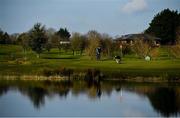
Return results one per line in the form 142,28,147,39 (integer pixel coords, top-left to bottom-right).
0,80,180,117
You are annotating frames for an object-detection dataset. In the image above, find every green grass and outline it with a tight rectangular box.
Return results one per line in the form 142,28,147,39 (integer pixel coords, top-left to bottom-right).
0,44,180,77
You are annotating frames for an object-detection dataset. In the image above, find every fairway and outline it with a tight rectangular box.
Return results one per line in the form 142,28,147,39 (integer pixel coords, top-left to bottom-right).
0,45,180,77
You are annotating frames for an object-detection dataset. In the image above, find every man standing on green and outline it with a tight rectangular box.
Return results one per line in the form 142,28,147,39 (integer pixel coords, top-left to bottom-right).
96,47,101,60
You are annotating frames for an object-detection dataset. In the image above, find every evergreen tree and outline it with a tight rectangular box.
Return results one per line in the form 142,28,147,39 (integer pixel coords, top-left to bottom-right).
146,9,180,44
56,28,71,41
29,23,48,58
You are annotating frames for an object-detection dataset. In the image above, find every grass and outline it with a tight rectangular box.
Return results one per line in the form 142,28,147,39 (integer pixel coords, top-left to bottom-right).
0,44,180,78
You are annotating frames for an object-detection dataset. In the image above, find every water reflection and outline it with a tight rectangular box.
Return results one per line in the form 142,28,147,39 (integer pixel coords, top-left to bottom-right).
21,87,47,108
147,87,180,117
0,80,179,117
0,84,9,96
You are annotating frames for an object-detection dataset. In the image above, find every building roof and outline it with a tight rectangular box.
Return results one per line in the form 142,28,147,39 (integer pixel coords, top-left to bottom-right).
115,33,161,42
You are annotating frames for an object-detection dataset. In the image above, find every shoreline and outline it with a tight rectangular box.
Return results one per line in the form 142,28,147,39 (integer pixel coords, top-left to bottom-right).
0,75,180,82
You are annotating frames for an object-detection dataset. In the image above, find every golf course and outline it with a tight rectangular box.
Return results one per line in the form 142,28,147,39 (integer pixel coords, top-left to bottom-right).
1,44,180,80
0,8,180,81
1,1,180,117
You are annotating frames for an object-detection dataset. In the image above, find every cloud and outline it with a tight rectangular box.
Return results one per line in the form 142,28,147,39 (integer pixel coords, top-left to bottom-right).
122,0,147,14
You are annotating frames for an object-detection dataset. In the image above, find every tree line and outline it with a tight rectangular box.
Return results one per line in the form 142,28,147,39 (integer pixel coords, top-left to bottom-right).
0,8,180,59
0,23,118,59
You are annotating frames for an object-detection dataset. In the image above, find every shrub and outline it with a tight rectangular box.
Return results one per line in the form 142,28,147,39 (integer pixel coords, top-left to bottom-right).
122,44,133,56
170,41,180,58
149,47,160,60
132,38,151,58
85,31,102,60
132,38,158,59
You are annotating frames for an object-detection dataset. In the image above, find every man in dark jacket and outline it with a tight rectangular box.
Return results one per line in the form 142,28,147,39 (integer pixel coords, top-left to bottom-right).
96,47,101,60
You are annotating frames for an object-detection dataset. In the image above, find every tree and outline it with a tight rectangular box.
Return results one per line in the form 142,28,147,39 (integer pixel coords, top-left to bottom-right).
71,32,86,55
18,33,30,58
10,33,19,44
85,30,102,60
0,30,11,44
50,34,62,54
79,35,87,55
101,34,113,58
29,23,48,58
3,32,11,44
132,38,154,59
149,47,160,60
56,28,71,52
44,28,56,52
0,29,5,44
146,9,180,45
56,28,71,41
170,41,180,58
176,26,180,42
45,42,52,52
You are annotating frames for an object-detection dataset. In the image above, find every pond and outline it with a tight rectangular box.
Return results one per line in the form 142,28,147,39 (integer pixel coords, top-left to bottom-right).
0,80,180,117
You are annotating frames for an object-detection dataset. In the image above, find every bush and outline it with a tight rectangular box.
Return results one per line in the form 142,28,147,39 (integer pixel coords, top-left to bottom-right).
170,42,180,58
122,44,133,55
132,38,160,60
85,31,102,60
132,38,153,59
149,47,160,60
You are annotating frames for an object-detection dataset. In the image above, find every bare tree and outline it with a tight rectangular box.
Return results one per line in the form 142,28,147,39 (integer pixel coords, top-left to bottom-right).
101,33,113,58
170,41,180,58
85,31,102,60
149,47,160,60
18,33,30,59
132,38,152,59
71,32,86,55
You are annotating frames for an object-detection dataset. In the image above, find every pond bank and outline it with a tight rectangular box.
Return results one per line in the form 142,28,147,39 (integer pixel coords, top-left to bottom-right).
0,74,180,82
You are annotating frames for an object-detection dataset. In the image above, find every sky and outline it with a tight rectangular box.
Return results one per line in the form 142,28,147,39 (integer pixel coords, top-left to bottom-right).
0,0,180,37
